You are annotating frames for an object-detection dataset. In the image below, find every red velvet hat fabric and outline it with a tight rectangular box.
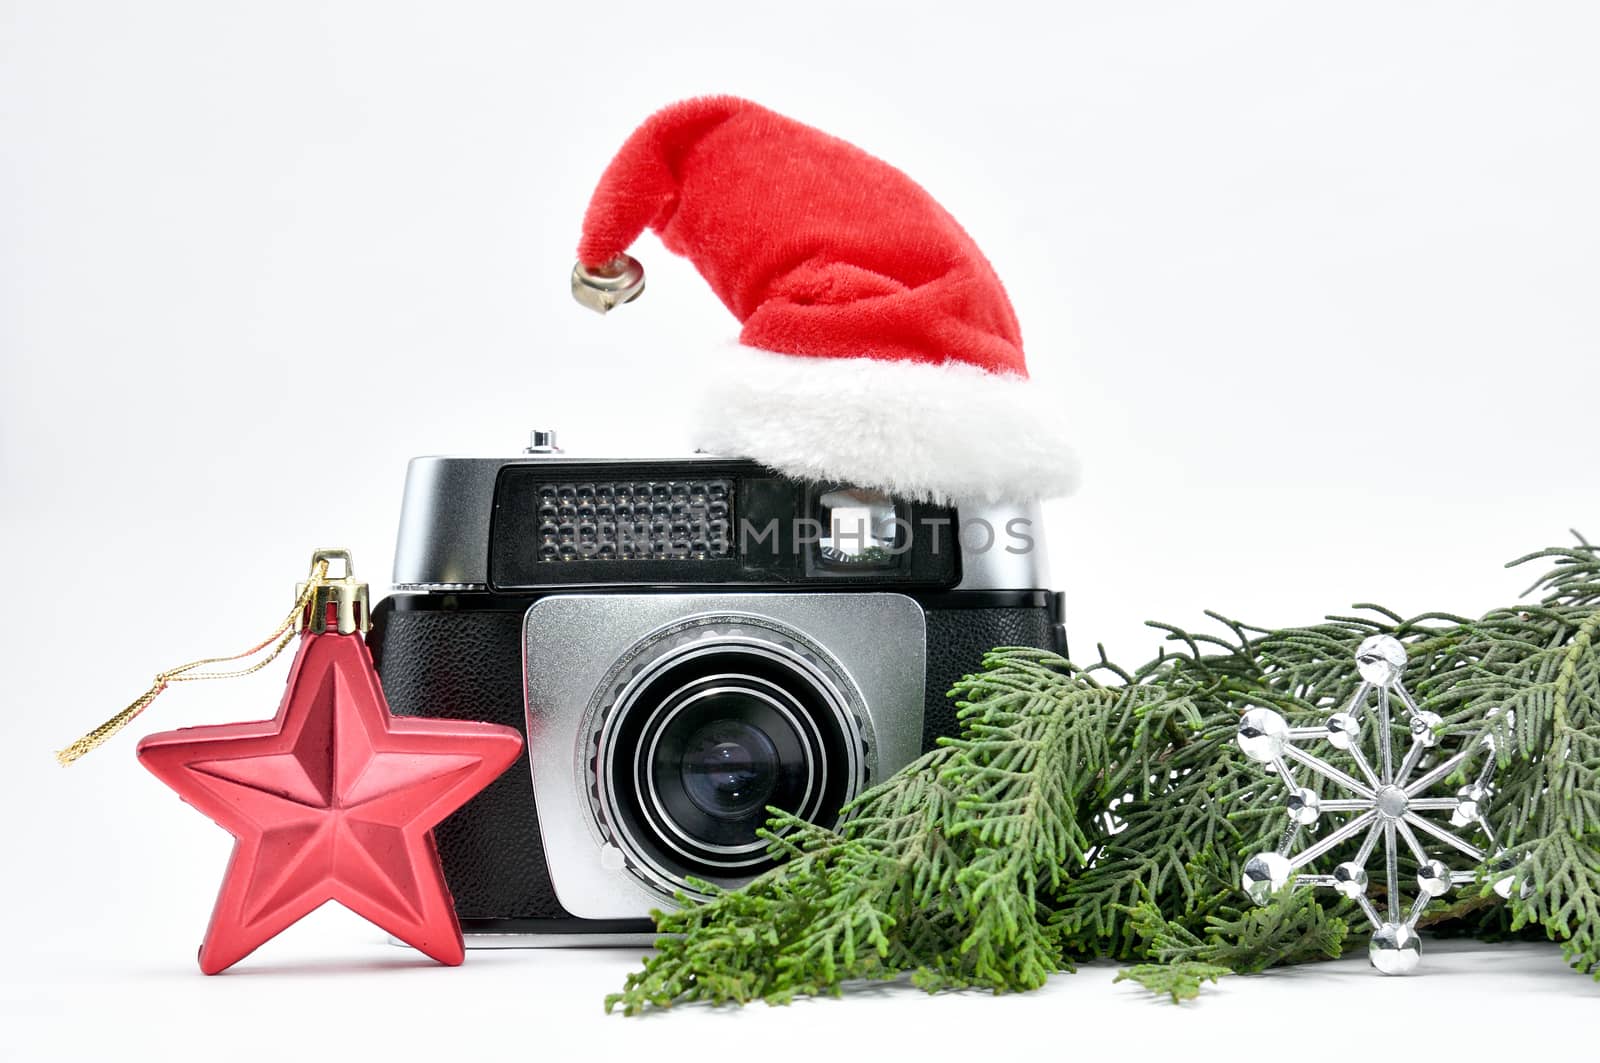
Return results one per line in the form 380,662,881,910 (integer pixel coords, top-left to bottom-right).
577,96,1028,378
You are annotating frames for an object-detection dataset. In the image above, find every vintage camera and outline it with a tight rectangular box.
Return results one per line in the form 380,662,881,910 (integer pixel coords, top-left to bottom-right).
368,431,1066,943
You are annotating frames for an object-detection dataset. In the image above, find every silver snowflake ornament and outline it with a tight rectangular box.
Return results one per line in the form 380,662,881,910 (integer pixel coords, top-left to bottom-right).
1236,634,1517,975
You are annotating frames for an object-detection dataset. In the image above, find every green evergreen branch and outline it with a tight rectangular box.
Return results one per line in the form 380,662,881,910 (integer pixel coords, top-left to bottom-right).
1113,962,1231,1003
606,537,1600,1013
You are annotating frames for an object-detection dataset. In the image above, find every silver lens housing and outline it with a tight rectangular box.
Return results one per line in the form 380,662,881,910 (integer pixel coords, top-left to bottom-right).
524,593,927,920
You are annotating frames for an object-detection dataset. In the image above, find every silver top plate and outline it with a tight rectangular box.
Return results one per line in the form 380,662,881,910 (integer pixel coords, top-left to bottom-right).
390,454,1050,592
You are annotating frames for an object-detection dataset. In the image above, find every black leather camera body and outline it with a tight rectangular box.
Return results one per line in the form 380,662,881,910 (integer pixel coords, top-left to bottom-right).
369,437,1065,943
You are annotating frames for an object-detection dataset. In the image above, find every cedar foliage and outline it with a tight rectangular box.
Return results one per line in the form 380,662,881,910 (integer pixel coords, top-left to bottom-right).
606,538,1600,1013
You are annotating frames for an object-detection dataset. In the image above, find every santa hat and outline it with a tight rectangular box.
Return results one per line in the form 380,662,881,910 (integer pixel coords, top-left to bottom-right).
572,95,1077,505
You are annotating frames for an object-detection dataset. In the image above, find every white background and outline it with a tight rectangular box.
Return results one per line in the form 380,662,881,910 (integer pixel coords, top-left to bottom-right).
3,2,1597,1059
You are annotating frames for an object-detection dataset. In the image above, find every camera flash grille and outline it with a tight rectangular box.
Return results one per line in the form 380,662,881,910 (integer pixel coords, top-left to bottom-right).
535,479,734,562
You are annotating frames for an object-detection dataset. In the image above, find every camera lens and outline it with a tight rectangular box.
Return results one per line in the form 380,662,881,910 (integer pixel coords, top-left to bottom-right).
597,633,862,892
643,681,816,852
680,718,779,820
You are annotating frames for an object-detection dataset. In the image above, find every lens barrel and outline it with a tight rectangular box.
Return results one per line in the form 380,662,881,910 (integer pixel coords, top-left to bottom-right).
641,674,822,859
596,633,861,896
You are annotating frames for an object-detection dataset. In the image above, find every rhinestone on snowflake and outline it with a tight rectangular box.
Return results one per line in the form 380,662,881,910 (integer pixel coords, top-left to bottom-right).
1235,634,1513,975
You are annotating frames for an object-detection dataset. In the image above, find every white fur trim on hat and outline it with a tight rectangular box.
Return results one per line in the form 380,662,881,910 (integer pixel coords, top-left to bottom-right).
691,346,1079,505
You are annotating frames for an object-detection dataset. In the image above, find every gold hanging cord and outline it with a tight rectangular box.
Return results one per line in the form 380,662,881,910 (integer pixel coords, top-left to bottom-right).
54,556,333,766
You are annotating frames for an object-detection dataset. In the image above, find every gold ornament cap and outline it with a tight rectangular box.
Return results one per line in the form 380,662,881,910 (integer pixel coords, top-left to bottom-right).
296,549,370,635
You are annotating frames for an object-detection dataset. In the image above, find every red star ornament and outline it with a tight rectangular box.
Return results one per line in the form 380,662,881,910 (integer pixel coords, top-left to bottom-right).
137,628,523,974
